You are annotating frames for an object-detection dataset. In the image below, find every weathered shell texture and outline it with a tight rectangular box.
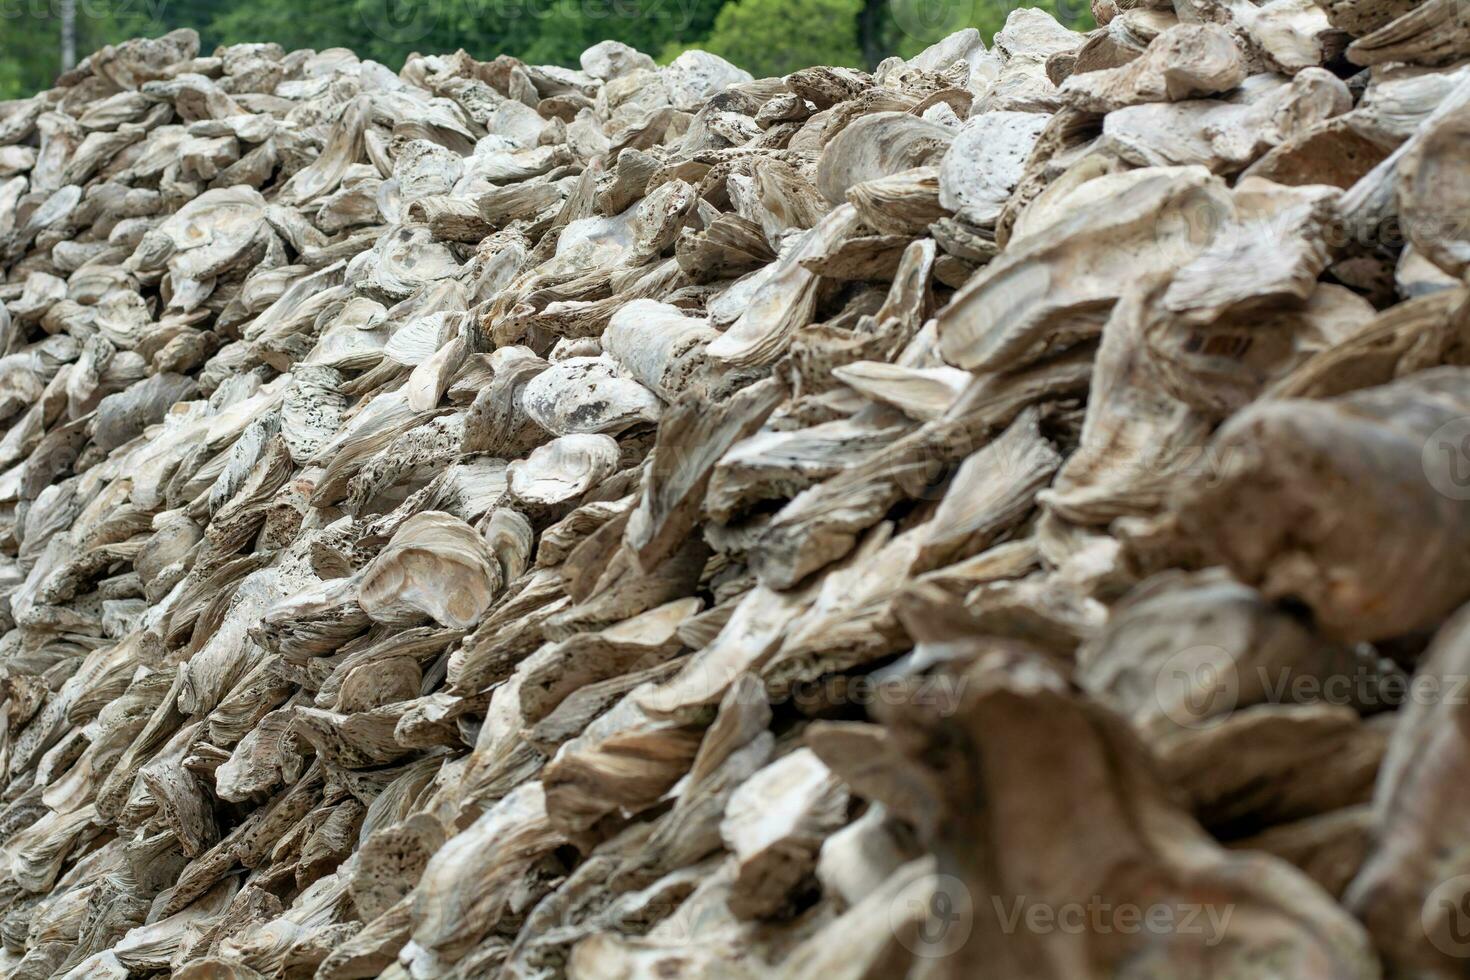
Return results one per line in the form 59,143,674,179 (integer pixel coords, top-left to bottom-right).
0,10,1466,980
358,511,500,628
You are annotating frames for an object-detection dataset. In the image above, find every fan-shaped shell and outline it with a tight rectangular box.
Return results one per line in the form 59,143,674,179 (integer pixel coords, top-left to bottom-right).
520,356,661,436
358,511,500,628
508,433,620,507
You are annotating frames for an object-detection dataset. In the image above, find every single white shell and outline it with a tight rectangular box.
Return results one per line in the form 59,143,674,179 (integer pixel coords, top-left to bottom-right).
358,511,500,628
816,113,954,206
663,50,754,111
138,185,268,281
384,311,459,367
707,205,861,367
831,362,973,421
508,433,621,507
938,111,1049,227
603,299,717,400
359,224,461,300
581,40,656,81
305,296,390,370
520,356,661,436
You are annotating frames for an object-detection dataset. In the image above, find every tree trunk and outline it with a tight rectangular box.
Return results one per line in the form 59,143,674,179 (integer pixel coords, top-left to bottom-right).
59,0,77,73
859,0,885,70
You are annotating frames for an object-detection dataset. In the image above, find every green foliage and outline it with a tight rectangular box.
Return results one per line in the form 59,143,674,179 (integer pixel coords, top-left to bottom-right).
880,0,1093,57
505,0,727,68
204,0,727,81
0,0,158,99
0,0,1093,101
665,0,1093,79
204,0,362,61
885,0,1008,57
698,0,864,78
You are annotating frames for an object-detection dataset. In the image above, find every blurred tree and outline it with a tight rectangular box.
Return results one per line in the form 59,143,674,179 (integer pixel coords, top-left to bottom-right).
674,0,1093,75
696,0,865,77
510,0,727,68
0,0,155,98
866,0,1094,64
0,11,52,98
60,0,76,70
204,0,356,59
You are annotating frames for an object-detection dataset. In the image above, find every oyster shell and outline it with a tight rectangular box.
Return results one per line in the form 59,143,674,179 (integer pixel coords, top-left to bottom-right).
358,511,500,628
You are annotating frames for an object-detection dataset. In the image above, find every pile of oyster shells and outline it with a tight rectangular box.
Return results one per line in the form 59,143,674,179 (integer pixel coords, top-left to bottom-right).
0,1,1469,975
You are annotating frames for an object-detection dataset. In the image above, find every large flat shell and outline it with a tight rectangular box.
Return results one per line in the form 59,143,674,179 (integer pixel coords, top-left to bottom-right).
521,356,661,436
358,511,500,628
